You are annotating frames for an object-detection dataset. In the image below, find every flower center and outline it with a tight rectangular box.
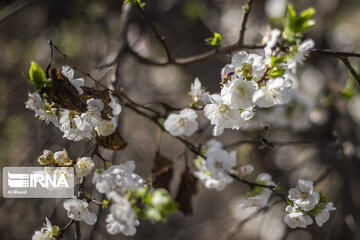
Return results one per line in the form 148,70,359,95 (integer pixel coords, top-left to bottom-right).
178,118,187,127
219,104,229,113
300,191,309,199
215,161,223,169
239,63,254,80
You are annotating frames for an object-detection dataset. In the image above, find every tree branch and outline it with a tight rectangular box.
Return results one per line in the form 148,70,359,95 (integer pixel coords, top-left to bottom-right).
134,3,173,62
238,0,255,44
339,57,360,86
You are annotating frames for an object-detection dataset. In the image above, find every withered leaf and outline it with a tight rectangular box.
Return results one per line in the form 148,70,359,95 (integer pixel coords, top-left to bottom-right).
42,68,115,120
175,167,198,216
96,128,127,150
151,151,173,191
41,68,88,113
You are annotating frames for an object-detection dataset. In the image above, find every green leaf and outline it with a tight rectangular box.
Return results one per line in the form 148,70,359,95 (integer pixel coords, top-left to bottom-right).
124,0,145,8
286,197,294,206
270,55,287,67
246,186,264,197
205,32,224,47
242,4,250,13
269,67,285,78
102,199,110,209
342,67,359,99
282,4,316,42
26,61,52,89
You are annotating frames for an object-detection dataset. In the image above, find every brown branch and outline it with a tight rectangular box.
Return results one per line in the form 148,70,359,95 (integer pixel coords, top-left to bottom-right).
125,42,264,66
229,174,287,202
310,49,360,59
221,200,282,240
224,139,322,149
309,48,360,86
75,221,81,240
239,0,255,44
340,57,360,86
57,220,74,239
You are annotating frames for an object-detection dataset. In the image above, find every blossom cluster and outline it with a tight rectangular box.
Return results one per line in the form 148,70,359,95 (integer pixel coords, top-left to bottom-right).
164,28,314,138
26,66,122,141
284,179,336,228
38,149,95,177
193,139,253,191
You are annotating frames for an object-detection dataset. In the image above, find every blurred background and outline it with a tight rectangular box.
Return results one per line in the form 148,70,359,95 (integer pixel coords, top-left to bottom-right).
1,0,360,239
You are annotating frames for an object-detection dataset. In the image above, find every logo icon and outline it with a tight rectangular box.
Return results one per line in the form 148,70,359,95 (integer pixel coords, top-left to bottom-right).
3,167,74,198
8,172,30,188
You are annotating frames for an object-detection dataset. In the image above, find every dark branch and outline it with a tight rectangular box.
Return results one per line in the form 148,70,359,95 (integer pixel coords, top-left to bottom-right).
239,0,255,44
134,4,173,62
222,200,282,240
340,57,360,86
229,174,287,202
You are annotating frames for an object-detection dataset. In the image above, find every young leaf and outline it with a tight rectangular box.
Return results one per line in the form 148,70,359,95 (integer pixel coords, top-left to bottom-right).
282,4,316,42
205,32,224,47
124,0,145,8
26,61,51,89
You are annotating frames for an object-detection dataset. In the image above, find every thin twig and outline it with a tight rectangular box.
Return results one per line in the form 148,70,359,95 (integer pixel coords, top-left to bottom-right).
229,174,287,202
126,42,264,66
222,200,282,240
135,4,173,62
339,57,360,86
75,221,81,240
310,49,360,58
238,0,255,44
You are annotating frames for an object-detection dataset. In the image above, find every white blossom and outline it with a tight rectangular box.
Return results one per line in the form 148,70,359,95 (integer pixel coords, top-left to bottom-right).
38,150,54,165
206,148,237,175
253,77,293,108
106,192,139,236
58,109,93,141
193,167,233,191
202,138,223,156
190,78,210,103
284,205,313,228
194,141,237,191
25,92,59,126
75,157,95,177
315,202,336,227
95,116,118,137
61,66,85,94
239,164,254,177
54,149,69,165
63,197,97,225
221,76,258,109
262,27,281,65
224,51,265,80
287,39,315,73
288,179,319,212
164,108,198,137
32,218,54,240
92,161,144,196
109,94,122,117
262,27,281,49
240,173,275,208
204,94,248,136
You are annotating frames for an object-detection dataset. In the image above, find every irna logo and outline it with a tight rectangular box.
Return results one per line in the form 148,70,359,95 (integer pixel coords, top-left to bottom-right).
3,167,74,198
